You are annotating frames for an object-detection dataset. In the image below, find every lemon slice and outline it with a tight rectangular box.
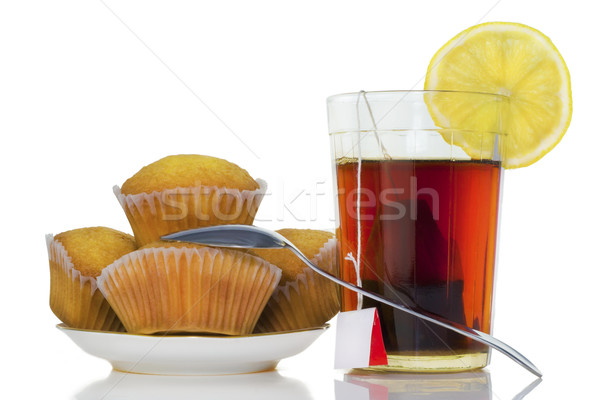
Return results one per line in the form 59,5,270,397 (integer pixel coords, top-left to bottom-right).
424,22,572,168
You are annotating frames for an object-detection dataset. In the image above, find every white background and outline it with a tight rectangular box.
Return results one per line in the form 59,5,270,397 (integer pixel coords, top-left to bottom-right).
1,0,598,399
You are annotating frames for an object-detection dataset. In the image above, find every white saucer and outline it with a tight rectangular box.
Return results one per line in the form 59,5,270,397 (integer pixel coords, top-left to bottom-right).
58,323,328,375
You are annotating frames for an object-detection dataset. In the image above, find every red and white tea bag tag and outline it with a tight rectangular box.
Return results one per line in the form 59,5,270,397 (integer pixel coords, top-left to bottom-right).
334,308,388,369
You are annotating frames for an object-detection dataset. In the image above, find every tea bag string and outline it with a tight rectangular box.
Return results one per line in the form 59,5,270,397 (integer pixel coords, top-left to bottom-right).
344,91,392,311
362,91,391,160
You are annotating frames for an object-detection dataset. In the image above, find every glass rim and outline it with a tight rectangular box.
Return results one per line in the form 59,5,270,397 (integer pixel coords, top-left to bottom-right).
328,128,508,137
327,89,509,103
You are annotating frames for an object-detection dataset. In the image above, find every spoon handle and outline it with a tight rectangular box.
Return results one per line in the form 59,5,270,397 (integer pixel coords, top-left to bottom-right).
284,244,542,377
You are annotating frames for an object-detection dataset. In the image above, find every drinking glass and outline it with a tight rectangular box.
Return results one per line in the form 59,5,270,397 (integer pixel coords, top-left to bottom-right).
328,90,507,372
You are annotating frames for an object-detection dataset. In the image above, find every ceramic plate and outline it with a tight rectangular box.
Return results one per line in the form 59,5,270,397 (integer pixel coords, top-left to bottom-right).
58,324,328,375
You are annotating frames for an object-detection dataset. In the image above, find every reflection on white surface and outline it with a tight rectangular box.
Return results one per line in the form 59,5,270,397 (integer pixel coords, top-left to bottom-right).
336,370,541,400
76,370,313,400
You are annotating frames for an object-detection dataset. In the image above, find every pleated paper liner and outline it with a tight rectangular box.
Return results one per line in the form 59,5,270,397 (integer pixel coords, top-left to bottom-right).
46,235,124,332
113,179,267,246
97,246,282,335
255,238,340,333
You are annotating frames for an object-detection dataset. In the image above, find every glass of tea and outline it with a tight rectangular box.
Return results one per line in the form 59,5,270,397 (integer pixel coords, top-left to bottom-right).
327,90,507,372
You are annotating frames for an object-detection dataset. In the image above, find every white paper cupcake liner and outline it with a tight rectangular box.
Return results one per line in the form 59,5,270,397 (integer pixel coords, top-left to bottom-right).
97,245,282,335
113,179,267,246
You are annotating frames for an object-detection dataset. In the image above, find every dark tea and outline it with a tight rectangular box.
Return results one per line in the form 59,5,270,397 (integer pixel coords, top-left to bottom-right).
336,158,502,370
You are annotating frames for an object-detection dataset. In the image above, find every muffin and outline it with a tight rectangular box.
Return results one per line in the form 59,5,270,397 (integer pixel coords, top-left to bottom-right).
47,227,137,331
251,229,340,332
97,241,282,335
113,155,267,246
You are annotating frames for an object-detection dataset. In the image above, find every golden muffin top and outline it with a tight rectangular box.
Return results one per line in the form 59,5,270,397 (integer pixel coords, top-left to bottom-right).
121,154,259,195
55,227,137,277
251,229,334,284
